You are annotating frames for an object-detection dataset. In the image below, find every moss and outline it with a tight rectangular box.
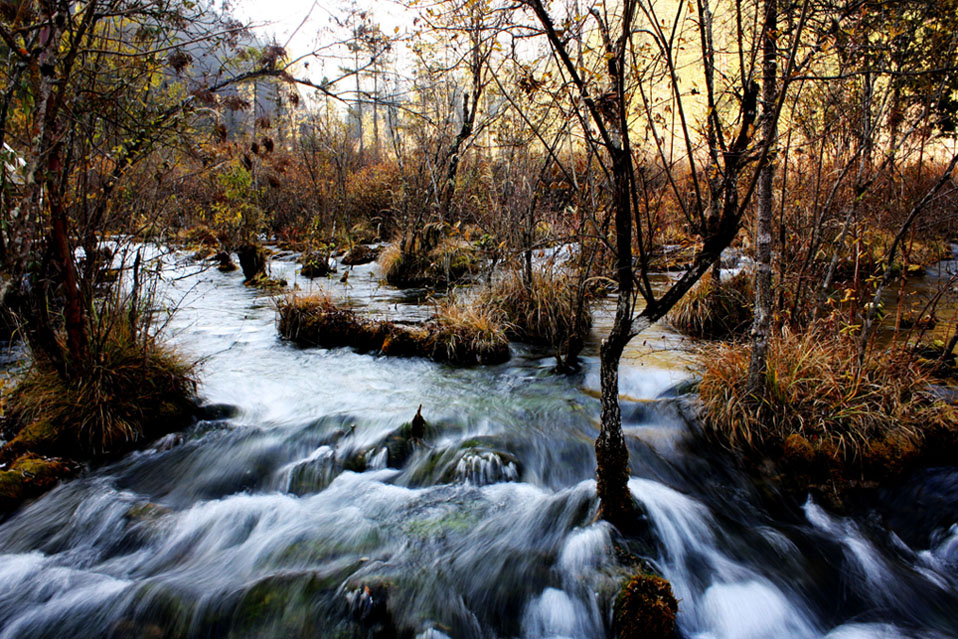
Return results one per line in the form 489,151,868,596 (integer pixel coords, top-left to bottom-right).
0,454,78,515
783,433,815,466
231,572,348,639
863,434,920,477
342,452,367,473
613,573,678,639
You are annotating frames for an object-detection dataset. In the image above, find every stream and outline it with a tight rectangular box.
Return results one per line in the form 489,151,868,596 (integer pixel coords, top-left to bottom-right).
0,248,956,639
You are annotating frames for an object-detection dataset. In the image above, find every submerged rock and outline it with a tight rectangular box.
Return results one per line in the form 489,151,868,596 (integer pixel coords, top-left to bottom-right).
345,582,407,639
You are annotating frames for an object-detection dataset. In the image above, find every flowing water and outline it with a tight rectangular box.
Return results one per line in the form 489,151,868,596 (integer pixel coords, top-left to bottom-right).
0,249,956,639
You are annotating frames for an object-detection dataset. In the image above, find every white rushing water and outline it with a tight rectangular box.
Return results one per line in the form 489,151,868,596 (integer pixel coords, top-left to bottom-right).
0,246,956,638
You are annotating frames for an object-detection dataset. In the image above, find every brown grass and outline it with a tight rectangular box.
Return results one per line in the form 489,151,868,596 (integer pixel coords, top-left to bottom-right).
276,292,509,365
667,270,753,339
431,295,510,364
696,327,958,493
480,266,592,358
3,321,196,459
378,228,478,288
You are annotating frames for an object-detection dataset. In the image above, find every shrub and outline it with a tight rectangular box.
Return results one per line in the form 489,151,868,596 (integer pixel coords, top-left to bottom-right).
344,162,399,234
696,327,958,495
667,270,753,339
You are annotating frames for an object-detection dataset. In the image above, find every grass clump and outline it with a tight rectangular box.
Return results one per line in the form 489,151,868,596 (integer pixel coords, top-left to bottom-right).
667,270,753,339
379,224,478,288
430,295,510,365
613,573,678,639
276,292,509,365
277,293,384,351
482,266,592,362
697,328,958,498
3,324,196,460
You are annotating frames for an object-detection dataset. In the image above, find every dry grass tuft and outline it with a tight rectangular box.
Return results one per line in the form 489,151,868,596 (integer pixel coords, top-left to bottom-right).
4,322,195,459
378,227,478,288
697,327,958,492
431,295,510,365
481,266,592,359
667,270,753,339
277,292,509,365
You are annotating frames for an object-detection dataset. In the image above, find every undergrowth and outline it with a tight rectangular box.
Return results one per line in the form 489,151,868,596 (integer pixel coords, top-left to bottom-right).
481,265,592,361
696,327,958,498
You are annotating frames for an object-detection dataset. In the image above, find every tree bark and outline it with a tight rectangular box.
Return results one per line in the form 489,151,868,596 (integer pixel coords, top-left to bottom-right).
595,146,639,530
747,0,777,395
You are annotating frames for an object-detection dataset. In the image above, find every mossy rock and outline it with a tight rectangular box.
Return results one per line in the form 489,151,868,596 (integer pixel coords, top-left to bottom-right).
0,454,78,515
342,451,367,473
4,419,69,460
613,573,678,639
231,571,349,639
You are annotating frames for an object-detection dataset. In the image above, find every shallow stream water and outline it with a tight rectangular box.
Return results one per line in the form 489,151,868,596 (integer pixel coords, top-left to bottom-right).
0,249,956,639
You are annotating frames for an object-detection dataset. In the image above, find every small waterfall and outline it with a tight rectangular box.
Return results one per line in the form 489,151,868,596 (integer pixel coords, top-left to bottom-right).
630,478,819,639
366,447,389,470
454,450,519,485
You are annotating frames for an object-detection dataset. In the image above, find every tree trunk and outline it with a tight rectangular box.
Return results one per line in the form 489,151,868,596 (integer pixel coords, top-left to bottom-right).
747,0,777,396
595,147,639,531
596,330,636,528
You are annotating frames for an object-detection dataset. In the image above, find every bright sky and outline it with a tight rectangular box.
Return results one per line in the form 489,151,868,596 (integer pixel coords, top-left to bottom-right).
235,0,415,88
